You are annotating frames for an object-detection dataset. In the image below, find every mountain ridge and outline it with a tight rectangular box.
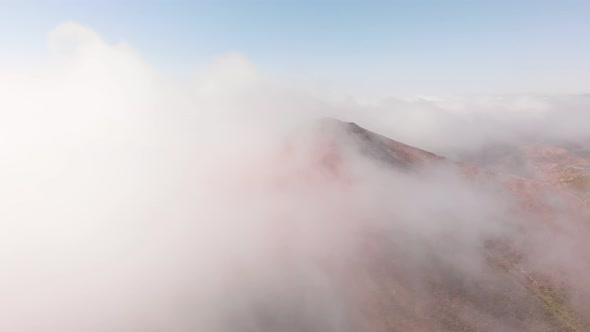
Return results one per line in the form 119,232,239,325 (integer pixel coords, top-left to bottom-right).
292,118,590,332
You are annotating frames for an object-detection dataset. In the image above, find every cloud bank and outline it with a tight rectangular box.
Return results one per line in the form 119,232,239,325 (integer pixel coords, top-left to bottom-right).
1,22,590,331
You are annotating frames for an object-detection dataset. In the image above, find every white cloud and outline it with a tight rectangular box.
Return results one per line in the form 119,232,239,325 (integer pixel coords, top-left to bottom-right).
1,22,589,331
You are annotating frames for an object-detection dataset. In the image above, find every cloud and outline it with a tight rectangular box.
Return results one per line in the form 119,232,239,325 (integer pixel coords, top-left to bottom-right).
1,22,589,331
334,94,590,156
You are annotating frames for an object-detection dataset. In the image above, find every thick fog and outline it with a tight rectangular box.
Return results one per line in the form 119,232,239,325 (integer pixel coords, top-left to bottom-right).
1,22,589,331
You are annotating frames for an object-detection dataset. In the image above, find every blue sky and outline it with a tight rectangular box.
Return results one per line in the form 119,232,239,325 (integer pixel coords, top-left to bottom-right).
2,0,589,94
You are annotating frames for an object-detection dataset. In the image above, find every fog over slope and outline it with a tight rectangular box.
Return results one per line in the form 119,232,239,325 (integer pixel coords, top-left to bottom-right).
1,22,590,331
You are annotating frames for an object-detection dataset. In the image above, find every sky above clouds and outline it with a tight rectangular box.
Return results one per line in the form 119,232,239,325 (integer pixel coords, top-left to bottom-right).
1,0,589,95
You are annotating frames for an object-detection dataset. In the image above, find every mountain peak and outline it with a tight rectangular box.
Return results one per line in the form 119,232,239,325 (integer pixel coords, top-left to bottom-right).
314,118,445,170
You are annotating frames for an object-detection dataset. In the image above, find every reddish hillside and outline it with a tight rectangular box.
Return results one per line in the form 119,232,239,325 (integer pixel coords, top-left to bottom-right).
266,119,590,332
460,142,590,204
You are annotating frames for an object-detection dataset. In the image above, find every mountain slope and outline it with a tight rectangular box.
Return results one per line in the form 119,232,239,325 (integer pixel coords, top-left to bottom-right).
273,119,590,332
